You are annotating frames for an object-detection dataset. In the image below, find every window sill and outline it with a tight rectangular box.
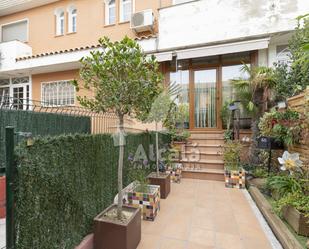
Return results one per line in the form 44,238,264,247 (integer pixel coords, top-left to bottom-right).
54,34,64,38
104,23,116,28
118,21,130,25
67,31,77,35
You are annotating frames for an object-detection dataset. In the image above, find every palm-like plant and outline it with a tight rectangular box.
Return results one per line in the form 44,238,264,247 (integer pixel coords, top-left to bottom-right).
232,64,277,116
232,65,277,165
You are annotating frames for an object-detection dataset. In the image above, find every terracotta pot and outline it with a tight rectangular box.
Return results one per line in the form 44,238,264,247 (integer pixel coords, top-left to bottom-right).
282,205,309,237
147,172,171,199
127,184,160,221
0,176,6,218
94,205,141,249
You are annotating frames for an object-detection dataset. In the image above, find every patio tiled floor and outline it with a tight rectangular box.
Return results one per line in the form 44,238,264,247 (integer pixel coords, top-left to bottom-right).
138,179,275,249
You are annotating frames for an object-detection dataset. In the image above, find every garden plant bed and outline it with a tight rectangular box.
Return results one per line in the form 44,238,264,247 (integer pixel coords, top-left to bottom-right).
147,172,170,199
94,204,141,249
248,186,304,249
127,184,160,221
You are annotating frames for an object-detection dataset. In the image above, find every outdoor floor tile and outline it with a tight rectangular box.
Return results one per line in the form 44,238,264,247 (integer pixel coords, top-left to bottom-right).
139,179,278,249
137,234,161,249
159,238,187,249
215,232,243,249
189,227,215,247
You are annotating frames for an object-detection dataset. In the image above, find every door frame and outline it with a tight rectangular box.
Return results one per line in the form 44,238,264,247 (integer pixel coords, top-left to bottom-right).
189,66,220,130
164,51,258,131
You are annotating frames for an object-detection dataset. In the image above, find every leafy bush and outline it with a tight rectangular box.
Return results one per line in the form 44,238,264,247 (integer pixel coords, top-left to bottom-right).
266,175,303,197
274,15,309,98
223,140,243,171
258,109,302,146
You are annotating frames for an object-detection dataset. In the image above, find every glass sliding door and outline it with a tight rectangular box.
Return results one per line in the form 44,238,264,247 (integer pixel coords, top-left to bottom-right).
193,69,217,128
170,64,190,129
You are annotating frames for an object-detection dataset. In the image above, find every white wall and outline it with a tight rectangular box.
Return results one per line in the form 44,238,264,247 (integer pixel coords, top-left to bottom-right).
158,0,309,50
0,40,32,71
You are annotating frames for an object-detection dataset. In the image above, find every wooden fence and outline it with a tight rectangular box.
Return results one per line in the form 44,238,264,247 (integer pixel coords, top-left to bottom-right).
287,88,309,163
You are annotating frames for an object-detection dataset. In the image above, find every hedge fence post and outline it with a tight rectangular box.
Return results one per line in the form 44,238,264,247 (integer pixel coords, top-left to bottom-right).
5,126,15,249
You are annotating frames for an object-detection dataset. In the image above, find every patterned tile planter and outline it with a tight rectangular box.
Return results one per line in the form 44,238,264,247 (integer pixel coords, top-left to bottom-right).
224,169,245,189
127,184,160,221
167,168,182,183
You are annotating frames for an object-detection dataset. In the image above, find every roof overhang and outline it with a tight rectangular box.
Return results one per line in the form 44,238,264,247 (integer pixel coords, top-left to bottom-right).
0,0,60,16
176,38,270,60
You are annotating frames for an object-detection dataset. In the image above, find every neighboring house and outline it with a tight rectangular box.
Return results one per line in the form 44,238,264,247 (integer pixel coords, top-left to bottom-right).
0,0,308,179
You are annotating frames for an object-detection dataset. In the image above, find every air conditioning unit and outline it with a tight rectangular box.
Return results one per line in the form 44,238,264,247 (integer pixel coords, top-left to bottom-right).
131,9,154,33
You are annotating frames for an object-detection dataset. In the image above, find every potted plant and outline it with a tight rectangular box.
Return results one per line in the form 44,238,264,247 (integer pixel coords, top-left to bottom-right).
144,85,178,199
74,36,163,249
127,169,160,221
223,140,246,189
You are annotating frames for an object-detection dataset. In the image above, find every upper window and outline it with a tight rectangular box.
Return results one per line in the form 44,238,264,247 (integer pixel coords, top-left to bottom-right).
55,9,65,36
42,80,75,106
68,6,77,33
120,0,132,22
105,0,116,25
1,20,28,42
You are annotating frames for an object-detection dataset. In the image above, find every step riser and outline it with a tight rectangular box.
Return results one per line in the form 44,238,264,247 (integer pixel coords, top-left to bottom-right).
182,163,224,170
189,139,225,145
185,146,222,154
190,133,224,139
182,171,224,181
181,153,223,161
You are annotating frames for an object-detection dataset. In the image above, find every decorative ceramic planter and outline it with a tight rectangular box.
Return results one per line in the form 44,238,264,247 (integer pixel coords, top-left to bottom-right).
166,165,182,183
147,172,170,199
224,169,245,189
127,184,160,221
0,176,6,218
94,204,141,249
282,205,309,237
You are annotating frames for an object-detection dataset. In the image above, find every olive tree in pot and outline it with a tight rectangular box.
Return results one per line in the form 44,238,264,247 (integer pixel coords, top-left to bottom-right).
145,86,177,199
73,36,163,249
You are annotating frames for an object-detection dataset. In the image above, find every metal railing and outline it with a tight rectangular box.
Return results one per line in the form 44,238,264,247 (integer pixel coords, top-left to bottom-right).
0,97,143,134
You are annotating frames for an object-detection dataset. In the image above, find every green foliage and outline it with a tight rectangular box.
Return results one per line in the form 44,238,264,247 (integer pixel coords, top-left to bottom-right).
273,192,309,217
223,140,243,171
232,65,277,117
0,109,91,169
223,129,233,142
258,109,302,146
14,132,171,249
73,36,163,119
170,129,190,142
274,15,309,98
252,167,269,178
266,175,303,197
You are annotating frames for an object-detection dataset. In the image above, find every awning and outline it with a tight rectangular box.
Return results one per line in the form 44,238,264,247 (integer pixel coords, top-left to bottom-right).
176,38,270,60
153,52,173,62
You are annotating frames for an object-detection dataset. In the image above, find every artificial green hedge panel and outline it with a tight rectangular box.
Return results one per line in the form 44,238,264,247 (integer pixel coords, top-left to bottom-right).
0,109,91,169
15,132,171,249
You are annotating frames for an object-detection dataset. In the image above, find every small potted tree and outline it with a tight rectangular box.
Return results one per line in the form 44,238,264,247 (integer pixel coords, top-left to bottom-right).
145,88,175,199
74,36,163,249
223,140,246,189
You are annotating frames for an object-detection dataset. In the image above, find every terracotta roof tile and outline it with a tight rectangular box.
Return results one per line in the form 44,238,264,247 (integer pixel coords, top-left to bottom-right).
15,35,157,61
